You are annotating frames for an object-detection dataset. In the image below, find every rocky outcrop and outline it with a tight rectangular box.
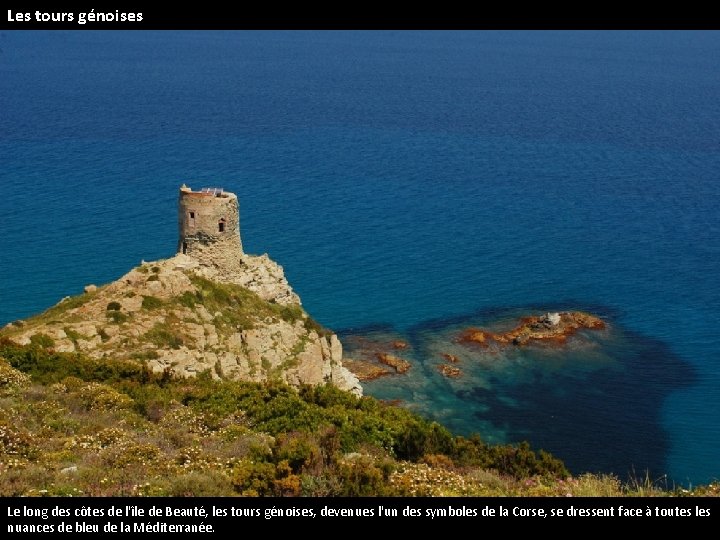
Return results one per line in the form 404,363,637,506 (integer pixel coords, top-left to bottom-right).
459,311,605,348
437,364,462,378
340,334,414,382
341,360,393,381
177,249,300,305
376,353,411,374
1,253,361,396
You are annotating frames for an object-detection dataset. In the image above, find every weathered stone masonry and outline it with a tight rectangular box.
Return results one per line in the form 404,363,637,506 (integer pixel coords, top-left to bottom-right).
178,184,243,257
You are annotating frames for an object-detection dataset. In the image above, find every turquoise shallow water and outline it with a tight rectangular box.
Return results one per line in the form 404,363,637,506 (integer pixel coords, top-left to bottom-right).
1,31,718,484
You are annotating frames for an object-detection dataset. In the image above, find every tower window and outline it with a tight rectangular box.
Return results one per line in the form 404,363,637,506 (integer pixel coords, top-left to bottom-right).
218,219,226,233
188,211,195,228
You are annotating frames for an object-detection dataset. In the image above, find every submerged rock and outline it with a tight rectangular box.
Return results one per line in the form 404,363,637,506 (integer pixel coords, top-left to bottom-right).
342,359,393,381
459,311,605,348
376,353,411,374
437,364,462,378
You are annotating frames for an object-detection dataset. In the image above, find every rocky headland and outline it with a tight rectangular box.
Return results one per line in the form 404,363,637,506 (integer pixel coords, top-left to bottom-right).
0,252,361,396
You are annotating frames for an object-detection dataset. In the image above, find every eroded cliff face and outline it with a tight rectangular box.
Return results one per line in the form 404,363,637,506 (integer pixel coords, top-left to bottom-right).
1,253,361,396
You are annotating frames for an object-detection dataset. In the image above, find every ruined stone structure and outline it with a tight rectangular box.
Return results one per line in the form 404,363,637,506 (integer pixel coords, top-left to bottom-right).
178,184,243,257
176,184,300,305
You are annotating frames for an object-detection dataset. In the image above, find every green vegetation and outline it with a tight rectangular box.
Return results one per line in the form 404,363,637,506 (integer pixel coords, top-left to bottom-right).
182,274,317,333
106,311,128,324
177,291,199,308
6,290,100,332
29,333,55,349
0,340,715,497
63,327,84,347
143,322,184,349
141,296,164,310
106,302,122,312
303,316,331,337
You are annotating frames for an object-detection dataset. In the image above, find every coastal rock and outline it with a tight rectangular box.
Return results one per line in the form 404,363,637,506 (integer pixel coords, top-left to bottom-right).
459,311,605,348
437,364,462,378
342,359,394,381
0,253,361,396
376,353,411,374
391,340,409,350
441,353,459,363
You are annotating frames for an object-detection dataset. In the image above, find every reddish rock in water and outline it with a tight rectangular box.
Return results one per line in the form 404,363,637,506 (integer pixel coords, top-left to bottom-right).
391,340,409,350
441,353,459,363
437,364,462,378
458,329,493,346
376,353,411,373
459,311,605,348
342,359,393,381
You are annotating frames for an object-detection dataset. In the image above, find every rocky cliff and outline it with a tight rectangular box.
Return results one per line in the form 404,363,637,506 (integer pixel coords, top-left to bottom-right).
0,252,361,396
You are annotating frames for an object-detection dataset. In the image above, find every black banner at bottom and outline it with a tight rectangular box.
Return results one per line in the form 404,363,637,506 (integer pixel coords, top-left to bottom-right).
2,496,717,534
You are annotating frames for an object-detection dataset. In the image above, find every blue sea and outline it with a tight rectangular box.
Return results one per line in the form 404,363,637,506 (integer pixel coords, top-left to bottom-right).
1,31,718,485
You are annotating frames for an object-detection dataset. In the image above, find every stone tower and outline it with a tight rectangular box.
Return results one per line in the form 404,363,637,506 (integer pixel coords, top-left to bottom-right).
178,184,243,258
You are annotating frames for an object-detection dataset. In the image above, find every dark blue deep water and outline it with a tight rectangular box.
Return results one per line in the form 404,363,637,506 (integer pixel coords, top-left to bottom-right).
1,31,718,485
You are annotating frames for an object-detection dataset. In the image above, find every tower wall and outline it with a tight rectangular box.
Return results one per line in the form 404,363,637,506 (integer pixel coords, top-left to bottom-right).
178,186,243,257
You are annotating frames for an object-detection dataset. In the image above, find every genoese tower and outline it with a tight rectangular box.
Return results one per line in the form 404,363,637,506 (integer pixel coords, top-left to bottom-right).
178,184,243,258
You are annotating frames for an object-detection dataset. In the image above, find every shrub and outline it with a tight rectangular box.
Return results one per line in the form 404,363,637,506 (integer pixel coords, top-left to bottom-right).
177,291,198,308
141,296,163,310
101,442,160,468
0,342,150,385
99,328,111,343
76,382,133,412
64,327,83,344
275,432,323,474
107,311,128,324
144,323,183,349
106,302,122,312
231,459,276,496
394,420,454,461
278,305,303,324
0,360,31,395
304,317,329,336
335,455,392,496
166,471,234,496
29,333,55,349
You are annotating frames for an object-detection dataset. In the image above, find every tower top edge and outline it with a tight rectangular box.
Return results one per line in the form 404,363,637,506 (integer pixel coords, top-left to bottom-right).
179,184,236,199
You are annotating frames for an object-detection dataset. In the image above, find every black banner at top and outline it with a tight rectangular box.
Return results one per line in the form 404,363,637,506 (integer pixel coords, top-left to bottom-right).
0,7,714,30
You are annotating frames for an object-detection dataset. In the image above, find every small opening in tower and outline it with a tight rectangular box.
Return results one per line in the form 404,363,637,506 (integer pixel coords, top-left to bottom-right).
188,211,195,228
218,219,226,233
182,242,188,254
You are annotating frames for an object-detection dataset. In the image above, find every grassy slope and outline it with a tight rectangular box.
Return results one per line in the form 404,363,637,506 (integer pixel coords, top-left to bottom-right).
0,341,717,497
